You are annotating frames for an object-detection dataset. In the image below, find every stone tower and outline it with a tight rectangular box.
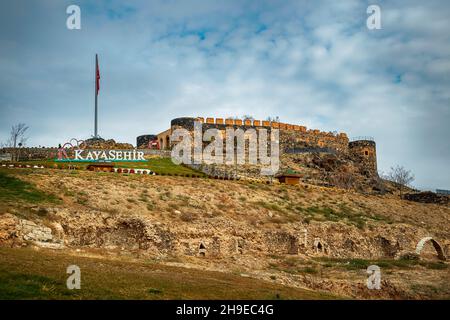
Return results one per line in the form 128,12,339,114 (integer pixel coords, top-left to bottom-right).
349,139,377,176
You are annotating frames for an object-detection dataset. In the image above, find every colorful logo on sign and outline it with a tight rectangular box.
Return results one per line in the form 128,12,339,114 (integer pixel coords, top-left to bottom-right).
55,138,147,162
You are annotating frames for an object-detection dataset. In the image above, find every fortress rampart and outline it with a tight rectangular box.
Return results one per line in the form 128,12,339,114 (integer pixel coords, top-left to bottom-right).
170,117,350,155
168,117,378,179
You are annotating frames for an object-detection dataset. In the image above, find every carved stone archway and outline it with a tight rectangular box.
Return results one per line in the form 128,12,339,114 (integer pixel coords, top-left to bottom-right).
313,238,327,254
415,237,446,261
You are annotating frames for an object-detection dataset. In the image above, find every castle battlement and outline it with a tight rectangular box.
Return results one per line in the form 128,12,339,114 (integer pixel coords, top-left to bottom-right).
168,117,350,154
163,116,377,176
194,116,347,139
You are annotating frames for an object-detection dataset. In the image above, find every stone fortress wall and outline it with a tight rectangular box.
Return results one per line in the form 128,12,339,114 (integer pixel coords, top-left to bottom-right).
168,117,377,176
170,117,349,152
0,147,59,160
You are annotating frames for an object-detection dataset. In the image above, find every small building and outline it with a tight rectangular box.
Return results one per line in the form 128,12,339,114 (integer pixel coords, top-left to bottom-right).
277,171,301,185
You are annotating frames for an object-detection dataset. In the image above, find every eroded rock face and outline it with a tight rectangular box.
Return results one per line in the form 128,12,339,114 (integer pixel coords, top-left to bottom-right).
63,214,436,261
48,209,174,253
281,153,384,193
18,219,53,242
0,214,63,247
1,208,446,262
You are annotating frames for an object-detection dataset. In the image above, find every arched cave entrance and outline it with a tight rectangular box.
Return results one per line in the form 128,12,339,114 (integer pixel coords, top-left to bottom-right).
313,238,326,254
199,242,206,257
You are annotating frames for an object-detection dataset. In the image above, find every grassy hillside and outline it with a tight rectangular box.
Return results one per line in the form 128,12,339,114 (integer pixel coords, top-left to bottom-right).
0,247,337,300
0,171,60,205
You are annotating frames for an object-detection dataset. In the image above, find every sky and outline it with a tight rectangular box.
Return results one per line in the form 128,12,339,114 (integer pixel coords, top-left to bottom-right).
0,0,449,190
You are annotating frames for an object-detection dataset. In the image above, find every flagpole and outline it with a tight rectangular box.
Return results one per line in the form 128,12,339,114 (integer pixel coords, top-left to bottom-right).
94,54,98,138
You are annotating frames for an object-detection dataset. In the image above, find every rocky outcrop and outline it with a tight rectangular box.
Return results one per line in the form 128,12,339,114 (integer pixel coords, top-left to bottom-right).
17,219,53,242
403,192,449,205
2,208,444,261
0,213,63,248
281,153,384,193
81,138,133,150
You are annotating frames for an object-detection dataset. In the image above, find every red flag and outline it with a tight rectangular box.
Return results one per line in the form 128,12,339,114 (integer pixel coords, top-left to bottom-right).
96,54,100,95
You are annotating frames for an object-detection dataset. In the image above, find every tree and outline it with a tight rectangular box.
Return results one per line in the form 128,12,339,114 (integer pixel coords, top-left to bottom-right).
242,115,254,121
5,123,29,161
386,165,415,197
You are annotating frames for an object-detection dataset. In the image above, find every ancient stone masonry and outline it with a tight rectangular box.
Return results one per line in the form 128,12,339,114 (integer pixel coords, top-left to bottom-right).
415,237,447,261
157,129,171,150
264,231,299,255
170,117,350,155
136,134,158,149
348,139,377,176
1,147,58,160
2,210,448,265
166,117,378,182
280,130,349,155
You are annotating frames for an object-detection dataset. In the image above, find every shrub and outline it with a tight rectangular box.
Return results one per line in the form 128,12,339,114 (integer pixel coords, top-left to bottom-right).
301,267,318,274
180,212,196,222
147,288,163,295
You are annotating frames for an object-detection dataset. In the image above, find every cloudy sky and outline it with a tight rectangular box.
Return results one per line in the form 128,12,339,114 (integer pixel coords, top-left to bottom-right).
0,0,449,190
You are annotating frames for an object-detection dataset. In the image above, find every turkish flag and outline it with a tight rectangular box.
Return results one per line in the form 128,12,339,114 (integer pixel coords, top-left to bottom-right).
96,54,100,95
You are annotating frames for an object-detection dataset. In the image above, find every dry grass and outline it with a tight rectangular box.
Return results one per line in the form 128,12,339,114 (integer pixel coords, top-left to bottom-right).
0,247,336,300
2,167,450,237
